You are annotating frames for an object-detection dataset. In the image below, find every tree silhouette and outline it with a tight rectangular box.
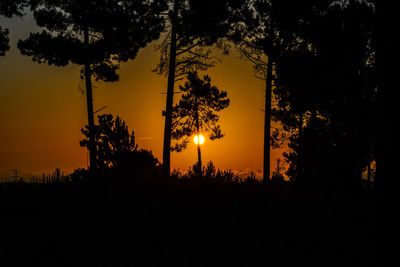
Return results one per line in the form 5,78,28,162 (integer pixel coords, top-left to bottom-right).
171,71,229,173
18,0,165,170
270,0,376,193
230,0,302,183
80,114,159,177
80,114,137,170
272,50,330,187
0,0,37,56
156,0,238,176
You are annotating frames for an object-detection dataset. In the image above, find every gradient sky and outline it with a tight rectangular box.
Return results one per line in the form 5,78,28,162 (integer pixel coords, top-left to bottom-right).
0,12,283,178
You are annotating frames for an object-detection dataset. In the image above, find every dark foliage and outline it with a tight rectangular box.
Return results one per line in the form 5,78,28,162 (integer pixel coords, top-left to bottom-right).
229,0,304,182
271,158,285,184
0,0,38,55
0,172,376,267
18,0,166,170
115,149,160,179
18,0,166,79
80,114,138,170
158,0,240,175
80,114,159,178
171,71,230,152
265,0,376,194
0,1,380,264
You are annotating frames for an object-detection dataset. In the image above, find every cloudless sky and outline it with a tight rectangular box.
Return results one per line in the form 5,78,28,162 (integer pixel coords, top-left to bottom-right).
0,12,283,178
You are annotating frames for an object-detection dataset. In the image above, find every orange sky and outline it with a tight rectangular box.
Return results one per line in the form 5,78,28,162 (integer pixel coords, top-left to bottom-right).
0,13,283,178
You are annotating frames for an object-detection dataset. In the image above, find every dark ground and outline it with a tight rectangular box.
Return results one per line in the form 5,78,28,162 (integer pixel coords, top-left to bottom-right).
0,180,376,267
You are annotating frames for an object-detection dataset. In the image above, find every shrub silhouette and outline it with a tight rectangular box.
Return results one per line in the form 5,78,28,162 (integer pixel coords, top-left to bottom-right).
116,149,160,178
80,114,159,179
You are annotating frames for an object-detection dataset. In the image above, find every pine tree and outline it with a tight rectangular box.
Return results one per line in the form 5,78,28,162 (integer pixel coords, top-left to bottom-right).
80,114,137,170
171,71,229,173
156,0,238,176
230,0,296,183
80,114,159,176
18,0,165,170
271,0,376,192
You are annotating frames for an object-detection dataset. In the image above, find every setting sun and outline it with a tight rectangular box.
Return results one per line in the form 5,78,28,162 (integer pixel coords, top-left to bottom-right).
194,134,205,145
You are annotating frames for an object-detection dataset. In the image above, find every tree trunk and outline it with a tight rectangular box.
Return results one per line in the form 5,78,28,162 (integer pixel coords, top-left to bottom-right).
263,57,273,183
84,26,96,171
195,98,202,175
196,140,202,175
162,3,178,177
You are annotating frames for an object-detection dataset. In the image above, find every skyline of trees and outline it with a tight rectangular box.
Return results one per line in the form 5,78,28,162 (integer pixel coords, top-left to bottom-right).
0,0,379,192
16,0,166,171
0,2,386,265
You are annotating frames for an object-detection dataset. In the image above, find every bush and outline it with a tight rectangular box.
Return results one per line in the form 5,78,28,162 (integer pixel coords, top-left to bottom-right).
116,149,161,178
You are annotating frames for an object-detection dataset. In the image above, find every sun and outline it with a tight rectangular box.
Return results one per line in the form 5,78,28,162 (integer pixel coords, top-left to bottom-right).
194,134,205,145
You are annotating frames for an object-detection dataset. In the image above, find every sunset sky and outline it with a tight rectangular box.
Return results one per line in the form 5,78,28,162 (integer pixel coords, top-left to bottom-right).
0,12,283,178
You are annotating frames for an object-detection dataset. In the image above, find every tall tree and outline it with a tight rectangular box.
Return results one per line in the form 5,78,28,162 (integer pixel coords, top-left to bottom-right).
170,71,229,173
18,0,165,170
271,0,376,193
231,0,302,183
156,0,239,176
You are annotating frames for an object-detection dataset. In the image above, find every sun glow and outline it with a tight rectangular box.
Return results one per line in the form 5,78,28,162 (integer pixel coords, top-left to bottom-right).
194,134,205,145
